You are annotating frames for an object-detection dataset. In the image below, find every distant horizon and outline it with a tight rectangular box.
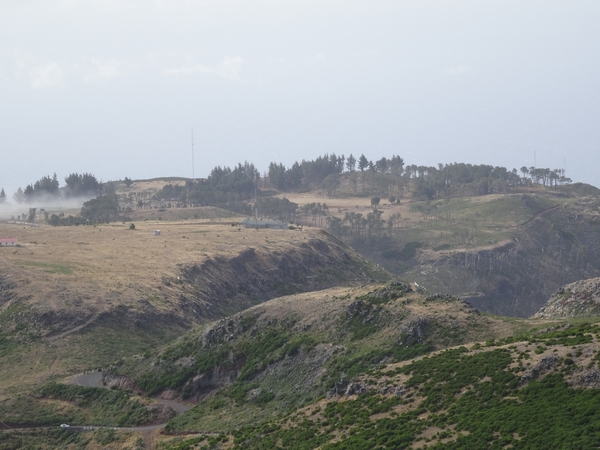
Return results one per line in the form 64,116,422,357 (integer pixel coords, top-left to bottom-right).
2,1,599,199
1,155,593,204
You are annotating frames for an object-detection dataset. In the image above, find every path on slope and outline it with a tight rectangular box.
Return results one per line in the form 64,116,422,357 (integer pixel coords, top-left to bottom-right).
514,204,564,227
72,371,192,427
44,298,106,343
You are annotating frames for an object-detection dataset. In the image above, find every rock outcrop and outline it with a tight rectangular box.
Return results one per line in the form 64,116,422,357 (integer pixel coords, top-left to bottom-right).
519,355,558,384
534,278,600,318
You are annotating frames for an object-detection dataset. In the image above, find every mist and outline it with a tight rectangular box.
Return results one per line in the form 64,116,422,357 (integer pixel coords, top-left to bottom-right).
0,196,92,221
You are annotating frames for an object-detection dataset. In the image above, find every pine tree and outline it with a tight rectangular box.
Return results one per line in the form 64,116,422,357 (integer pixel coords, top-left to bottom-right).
346,154,356,172
358,154,369,172
0,188,6,203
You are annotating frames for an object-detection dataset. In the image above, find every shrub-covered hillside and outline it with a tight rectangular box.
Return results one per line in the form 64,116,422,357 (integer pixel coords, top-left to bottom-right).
163,322,600,449
106,283,544,434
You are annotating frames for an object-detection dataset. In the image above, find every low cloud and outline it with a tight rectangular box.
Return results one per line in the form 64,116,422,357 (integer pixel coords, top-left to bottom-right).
12,52,139,88
166,56,247,82
28,62,66,89
80,58,136,84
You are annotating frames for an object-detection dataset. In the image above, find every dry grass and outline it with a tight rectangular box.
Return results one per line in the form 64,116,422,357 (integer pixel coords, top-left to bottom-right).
0,218,316,314
0,216,343,392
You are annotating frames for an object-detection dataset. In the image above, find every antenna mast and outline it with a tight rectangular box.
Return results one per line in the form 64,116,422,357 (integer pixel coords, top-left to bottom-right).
191,127,195,181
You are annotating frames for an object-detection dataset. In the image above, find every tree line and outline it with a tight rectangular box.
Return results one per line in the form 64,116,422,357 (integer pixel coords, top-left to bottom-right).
7,172,101,204
2,154,575,229
265,154,572,202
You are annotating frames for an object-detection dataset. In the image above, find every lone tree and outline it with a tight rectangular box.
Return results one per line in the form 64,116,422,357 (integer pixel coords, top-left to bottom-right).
0,188,6,203
346,154,356,172
27,208,37,223
371,197,380,206
124,177,134,187
12,188,24,204
358,154,369,172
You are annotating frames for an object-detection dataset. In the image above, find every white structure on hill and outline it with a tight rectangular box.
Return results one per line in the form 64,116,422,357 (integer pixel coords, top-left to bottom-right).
0,237,17,246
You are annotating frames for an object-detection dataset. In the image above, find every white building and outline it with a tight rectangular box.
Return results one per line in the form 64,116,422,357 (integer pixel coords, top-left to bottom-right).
0,237,17,246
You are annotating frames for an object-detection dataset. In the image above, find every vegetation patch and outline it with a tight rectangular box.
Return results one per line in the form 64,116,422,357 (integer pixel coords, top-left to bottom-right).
20,261,73,275
0,383,158,427
203,341,600,449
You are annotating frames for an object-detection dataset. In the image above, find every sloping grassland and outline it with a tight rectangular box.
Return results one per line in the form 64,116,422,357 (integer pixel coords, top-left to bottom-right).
0,219,386,394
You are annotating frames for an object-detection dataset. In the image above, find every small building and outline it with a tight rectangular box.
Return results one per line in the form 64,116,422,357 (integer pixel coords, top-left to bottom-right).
0,237,17,246
242,218,287,230
154,230,161,236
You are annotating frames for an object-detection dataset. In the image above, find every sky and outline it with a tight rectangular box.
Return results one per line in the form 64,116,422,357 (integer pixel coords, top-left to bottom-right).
1,0,599,198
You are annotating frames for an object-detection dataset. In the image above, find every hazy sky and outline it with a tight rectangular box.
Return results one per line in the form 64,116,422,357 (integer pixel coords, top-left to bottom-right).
1,0,599,198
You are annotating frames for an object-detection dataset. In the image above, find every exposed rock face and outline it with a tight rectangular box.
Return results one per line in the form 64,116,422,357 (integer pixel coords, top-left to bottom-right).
181,367,242,402
572,369,600,389
376,385,405,396
102,372,139,392
534,278,600,318
178,236,388,321
398,317,428,346
202,312,261,348
326,381,348,398
327,381,369,398
345,382,369,396
145,403,177,425
520,355,558,384
345,299,377,322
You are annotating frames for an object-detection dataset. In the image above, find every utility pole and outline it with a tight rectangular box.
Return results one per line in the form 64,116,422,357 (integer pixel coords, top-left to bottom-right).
191,127,195,181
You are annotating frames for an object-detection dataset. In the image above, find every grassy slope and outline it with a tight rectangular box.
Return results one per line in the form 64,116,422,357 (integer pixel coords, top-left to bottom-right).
0,217,386,396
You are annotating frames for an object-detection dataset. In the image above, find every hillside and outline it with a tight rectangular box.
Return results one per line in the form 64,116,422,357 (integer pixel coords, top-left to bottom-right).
3,282,600,448
66,282,600,450
0,216,386,395
279,183,600,318
3,170,600,448
102,283,542,434
192,321,600,449
7,170,600,319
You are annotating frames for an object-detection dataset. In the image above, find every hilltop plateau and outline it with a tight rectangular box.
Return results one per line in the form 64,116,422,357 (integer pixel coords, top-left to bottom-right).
100,173,600,319
0,215,386,394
